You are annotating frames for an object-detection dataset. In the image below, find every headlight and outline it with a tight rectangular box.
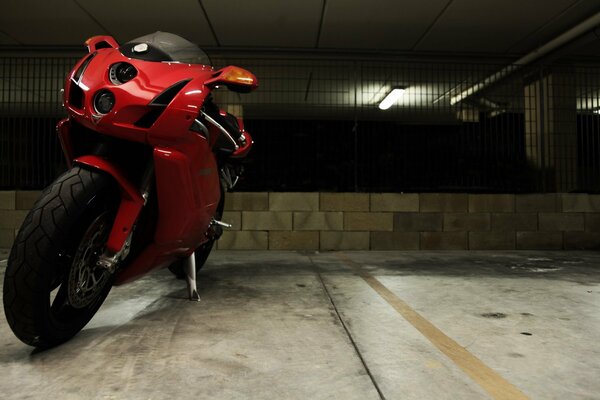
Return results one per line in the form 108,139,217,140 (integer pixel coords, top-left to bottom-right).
109,63,137,84
94,90,115,114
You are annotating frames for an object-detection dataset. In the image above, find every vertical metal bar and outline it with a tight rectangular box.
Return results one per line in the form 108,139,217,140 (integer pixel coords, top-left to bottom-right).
353,61,358,192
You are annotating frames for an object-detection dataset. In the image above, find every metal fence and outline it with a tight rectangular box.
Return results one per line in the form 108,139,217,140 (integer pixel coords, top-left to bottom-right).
1,53,599,192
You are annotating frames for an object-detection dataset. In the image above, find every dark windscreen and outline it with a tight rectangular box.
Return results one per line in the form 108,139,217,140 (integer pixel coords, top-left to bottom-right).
120,32,211,66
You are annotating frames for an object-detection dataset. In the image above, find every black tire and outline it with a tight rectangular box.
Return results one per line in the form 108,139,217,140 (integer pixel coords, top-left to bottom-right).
3,166,118,348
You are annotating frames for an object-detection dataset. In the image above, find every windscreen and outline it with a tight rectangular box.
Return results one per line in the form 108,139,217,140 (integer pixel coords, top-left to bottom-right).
120,31,211,66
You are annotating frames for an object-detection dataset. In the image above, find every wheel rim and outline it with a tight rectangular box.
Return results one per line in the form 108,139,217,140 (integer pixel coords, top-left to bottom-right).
66,211,112,309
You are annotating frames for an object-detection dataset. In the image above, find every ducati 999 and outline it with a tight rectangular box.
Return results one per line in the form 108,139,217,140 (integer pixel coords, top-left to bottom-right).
2,32,258,347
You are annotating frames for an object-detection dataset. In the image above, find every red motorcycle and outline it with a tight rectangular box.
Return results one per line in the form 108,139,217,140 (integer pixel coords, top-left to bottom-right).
2,32,257,347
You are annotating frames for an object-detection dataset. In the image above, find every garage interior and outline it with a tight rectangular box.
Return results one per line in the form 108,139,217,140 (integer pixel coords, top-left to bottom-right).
1,1,600,399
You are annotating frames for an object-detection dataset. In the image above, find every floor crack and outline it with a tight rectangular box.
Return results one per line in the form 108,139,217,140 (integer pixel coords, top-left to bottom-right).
309,256,386,400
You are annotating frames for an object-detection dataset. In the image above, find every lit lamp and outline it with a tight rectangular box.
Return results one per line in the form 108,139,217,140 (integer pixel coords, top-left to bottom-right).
379,87,406,110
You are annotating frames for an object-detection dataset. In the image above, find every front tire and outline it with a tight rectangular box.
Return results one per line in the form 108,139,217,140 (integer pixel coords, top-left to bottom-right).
3,166,118,348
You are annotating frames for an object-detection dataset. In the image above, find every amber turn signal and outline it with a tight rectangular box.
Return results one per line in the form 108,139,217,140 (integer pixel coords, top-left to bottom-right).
204,66,258,93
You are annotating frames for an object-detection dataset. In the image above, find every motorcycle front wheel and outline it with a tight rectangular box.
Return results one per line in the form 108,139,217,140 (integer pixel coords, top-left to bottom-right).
3,166,118,348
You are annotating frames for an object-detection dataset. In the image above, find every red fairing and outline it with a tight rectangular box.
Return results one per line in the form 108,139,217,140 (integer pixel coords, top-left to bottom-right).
63,48,214,146
74,155,145,255
56,118,73,167
85,35,119,52
56,34,257,285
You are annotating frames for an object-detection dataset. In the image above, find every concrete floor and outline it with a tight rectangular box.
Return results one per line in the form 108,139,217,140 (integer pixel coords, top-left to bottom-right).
0,249,599,400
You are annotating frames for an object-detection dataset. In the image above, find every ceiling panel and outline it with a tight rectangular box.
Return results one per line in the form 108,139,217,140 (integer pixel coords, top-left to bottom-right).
507,0,600,54
78,0,217,46
0,0,597,60
0,0,105,45
415,0,579,54
318,0,450,50
201,0,323,47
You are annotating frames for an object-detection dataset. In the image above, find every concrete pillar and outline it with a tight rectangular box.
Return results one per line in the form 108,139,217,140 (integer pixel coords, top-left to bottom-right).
524,70,577,192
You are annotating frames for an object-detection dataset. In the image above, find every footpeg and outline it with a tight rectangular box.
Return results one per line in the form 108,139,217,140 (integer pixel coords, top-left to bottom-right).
212,219,232,228
184,253,200,301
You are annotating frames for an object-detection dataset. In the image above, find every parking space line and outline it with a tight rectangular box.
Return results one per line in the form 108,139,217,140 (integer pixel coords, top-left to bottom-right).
336,253,529,400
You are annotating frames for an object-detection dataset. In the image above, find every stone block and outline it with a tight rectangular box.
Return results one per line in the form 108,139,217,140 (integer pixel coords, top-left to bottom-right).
370,232,419,250
562,194,600,212
320,193,369,211
538,213,583,232
0,191,15,210
269,231,319,250
491,213,538,231
516,232,563,250
242,211,292,230
468,194,514,212
564,232,600,250
293,212,343,231
320,231,369,250
420,194,468,212
515,194,560,212
394,213,442,232
13,211,28,229
221,211,241,230
585,213,600,232
15,191,41,210
0,211,13,229
370,193,419,212
224,192,268,211
420,232,467,250
468,232,515,250
443,213,490,231
217,231,268,250
0,229,14,248
344,212,393,231
269,192,319,211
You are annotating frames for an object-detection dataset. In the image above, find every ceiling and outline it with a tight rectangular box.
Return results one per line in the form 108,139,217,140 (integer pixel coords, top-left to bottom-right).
2,0,600,123
1,0,600,58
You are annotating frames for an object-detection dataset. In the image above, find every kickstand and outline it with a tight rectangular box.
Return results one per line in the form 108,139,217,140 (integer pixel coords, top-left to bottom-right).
184,253,200,301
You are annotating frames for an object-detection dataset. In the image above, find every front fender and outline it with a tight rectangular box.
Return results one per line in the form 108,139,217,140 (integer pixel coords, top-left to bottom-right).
74,155,145,254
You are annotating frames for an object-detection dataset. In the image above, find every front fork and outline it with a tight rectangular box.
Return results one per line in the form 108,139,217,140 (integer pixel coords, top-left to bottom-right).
88,159,203,302
95,161,155,273
79,156,234,301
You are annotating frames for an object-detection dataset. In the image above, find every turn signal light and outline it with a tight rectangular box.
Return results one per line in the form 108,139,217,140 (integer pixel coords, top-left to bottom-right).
205,66,258,93
220,67,256,86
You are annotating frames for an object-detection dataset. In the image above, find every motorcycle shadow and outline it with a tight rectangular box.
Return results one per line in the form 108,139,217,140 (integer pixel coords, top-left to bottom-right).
2,269,260,358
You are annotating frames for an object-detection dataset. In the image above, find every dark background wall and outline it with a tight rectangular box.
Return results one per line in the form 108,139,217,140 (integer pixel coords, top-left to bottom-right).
1,56,600,193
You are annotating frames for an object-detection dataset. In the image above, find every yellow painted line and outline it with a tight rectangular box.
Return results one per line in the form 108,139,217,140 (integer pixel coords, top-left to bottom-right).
336,253,529,400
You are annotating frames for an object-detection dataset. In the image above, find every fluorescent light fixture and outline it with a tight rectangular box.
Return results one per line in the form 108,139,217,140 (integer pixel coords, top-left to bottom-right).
379,87,406,110
594,109,600,114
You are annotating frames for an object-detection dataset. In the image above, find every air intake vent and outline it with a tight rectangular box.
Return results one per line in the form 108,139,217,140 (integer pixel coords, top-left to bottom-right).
134,108,165,128
149,79,191,107
133,79,192,128
73,52,96,82
69,84,84,109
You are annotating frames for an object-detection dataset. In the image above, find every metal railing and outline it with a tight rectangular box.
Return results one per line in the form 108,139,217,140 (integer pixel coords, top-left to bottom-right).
1,54,599,192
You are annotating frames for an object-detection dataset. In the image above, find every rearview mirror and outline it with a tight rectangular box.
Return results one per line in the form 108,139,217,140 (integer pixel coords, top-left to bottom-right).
204,66,258,93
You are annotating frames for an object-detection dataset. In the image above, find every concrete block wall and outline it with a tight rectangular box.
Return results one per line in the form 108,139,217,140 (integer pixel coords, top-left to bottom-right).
218,192,600,251
0,191,36,248
2,191,600,251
